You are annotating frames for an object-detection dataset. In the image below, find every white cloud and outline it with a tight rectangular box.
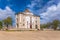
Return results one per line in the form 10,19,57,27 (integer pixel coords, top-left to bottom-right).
0,6,16,26
27,0,60,24
40,3,60,24
0,6,15,20
27,0,41,12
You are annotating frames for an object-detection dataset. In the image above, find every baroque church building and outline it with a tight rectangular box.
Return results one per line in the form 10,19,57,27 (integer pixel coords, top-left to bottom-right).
15,9,40,30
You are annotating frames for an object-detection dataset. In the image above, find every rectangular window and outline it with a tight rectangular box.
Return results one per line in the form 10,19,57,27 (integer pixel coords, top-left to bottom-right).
17,24,19,28
23,24,25,26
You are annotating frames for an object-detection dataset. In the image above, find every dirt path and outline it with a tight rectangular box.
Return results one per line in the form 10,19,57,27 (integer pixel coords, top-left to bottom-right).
0,31,60,40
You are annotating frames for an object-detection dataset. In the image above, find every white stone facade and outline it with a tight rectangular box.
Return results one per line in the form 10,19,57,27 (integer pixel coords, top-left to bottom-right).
15,9,40,30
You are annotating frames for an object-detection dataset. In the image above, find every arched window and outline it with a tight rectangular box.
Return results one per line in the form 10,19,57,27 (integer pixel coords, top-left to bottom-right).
35,25,38,29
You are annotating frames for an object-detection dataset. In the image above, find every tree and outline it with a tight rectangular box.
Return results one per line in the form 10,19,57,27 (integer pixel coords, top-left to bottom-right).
3,17,12,29
40,24,48,30
6,17,12,25
0,21,3,30
46,22,52,29
52,20,60,30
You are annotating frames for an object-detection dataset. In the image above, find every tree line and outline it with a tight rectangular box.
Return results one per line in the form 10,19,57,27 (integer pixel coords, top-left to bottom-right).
40,20,60,30
0,17,12,30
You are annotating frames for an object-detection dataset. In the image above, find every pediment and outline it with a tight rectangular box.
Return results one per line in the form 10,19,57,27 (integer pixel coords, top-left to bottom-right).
24,9,33,15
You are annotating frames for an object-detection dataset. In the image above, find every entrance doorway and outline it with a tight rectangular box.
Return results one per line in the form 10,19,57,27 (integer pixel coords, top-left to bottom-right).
30,24,32,29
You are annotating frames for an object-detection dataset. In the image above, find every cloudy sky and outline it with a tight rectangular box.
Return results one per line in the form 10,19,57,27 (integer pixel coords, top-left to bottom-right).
0,0,60,26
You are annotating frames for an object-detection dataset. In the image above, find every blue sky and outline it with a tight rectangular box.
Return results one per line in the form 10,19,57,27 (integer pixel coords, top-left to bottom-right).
0,0,60,26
